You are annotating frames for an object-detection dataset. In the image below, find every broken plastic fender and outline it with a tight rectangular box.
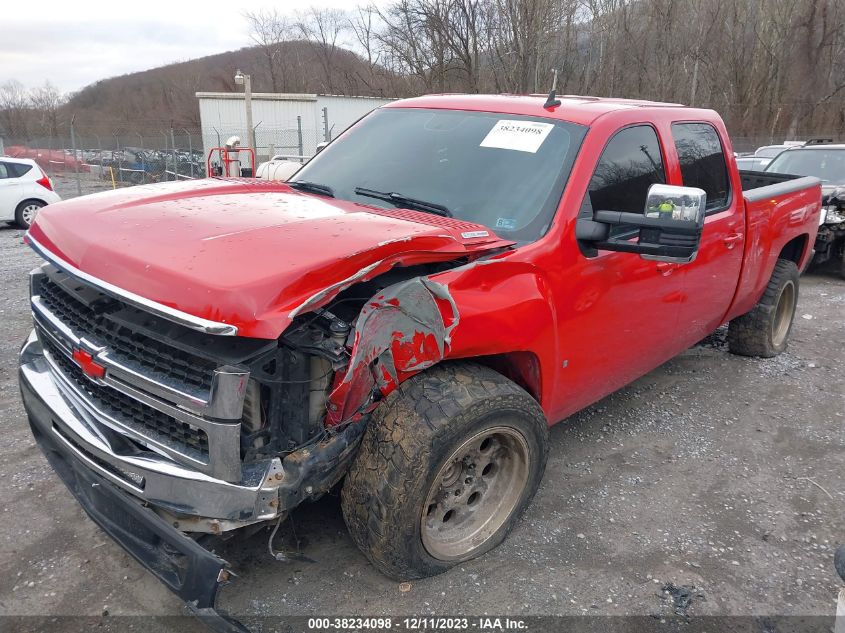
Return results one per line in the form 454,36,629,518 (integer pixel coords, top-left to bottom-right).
326,277,458,424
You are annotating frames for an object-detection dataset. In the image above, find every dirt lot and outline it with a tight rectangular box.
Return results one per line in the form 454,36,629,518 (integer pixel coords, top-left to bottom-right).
0,221,843,629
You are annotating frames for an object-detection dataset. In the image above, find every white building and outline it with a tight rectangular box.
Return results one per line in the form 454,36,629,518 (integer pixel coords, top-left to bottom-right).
196,92,394,163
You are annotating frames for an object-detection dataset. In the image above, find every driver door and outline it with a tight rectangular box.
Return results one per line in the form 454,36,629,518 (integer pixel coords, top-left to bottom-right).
553,124,689,415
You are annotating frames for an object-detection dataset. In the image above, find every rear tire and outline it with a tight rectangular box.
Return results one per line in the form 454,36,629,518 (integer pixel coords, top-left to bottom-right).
341,362,549,580
15,200,45,229
728,259,799,358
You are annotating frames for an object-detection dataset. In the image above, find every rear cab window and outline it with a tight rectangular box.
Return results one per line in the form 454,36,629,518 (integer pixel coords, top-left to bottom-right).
671,123,731,213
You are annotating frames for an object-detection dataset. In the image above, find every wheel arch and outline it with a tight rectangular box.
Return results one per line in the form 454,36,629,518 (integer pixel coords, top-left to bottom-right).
473,351,543,405
17,197,49,209
778,233,809,268
325,258,559,424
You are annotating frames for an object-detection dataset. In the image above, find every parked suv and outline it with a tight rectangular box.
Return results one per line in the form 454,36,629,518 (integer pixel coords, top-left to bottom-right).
0,157,61,228
765,144,845,275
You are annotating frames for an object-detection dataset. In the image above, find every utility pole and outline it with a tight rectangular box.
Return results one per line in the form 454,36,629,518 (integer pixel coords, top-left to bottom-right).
234,70,256,155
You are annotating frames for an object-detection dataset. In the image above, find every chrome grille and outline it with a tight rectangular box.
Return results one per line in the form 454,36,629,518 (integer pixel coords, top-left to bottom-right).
44,337,209,459
29,263,249,482
38,277,216,393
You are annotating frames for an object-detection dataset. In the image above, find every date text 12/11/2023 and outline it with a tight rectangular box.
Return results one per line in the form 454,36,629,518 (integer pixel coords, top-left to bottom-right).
307,617,528,631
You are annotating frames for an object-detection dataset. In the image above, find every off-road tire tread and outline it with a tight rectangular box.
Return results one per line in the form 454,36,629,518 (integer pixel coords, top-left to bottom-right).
341,362,548,580
728,258,799,358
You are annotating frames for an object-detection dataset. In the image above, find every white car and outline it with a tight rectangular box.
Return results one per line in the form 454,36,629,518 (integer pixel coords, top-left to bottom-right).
0,157,61,228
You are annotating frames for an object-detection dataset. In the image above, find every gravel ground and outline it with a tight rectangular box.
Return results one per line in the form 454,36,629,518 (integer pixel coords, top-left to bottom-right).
0,223,842,629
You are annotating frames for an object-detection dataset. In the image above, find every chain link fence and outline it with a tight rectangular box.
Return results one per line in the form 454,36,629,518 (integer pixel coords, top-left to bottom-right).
1,127,207,188
1,120,329,198
4,120,841,200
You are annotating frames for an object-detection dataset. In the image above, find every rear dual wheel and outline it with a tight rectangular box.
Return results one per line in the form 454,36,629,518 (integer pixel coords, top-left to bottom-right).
341,363,548,580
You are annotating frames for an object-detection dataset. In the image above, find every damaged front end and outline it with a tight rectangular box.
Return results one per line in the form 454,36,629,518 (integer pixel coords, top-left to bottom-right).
19,240,482,628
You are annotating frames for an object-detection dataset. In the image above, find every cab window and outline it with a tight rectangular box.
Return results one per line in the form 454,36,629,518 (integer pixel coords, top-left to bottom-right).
582,125,666,237
671,123,731,212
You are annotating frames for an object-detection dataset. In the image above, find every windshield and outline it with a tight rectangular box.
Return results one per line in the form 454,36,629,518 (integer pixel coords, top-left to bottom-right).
291,108,587,242
765,148,845,184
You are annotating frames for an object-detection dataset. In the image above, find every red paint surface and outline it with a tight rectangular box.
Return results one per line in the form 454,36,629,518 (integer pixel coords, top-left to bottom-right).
28,179,511,339
28,96,821,426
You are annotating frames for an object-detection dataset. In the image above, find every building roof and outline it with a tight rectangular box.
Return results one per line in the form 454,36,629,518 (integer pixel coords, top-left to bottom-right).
195,92,395,102
385,94,690,126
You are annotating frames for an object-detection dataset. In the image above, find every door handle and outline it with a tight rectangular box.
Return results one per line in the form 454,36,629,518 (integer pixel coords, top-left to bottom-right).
724,233,743,249
656,262,678,276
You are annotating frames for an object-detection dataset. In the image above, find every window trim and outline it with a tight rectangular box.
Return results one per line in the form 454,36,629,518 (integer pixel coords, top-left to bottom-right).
670,121,733,216
578,122,669,243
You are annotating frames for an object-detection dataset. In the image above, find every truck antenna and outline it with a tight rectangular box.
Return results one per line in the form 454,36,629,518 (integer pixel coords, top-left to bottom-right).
543,69,561,109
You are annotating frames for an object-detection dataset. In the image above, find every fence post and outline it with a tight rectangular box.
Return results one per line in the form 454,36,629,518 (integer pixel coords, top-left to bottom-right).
94,134,101,158
252,121,262,171
322,107,330,142
170,125,177,180
297,116,304,163
135,132,144,184
161,131,168,181
70,114,82,197
183,129,194,178
114,133,123,184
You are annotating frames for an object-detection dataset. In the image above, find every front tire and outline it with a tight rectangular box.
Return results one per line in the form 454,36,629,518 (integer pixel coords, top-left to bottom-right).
728,259,799,358
15,200,45,229
341,363,549,580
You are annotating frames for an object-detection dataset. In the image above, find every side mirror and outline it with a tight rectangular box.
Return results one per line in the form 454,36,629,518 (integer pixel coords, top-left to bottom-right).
575,184,707,263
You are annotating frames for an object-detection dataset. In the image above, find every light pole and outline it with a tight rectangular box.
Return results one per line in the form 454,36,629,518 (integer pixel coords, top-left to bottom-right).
234,69,255,157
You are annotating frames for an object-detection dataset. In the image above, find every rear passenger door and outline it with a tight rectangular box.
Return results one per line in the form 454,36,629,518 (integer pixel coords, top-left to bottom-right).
671,123,744,341
0,162,23,220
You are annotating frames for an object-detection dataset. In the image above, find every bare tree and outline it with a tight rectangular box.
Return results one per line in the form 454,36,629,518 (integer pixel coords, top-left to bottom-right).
297,7,349,94
0,80,30,139
244,9,295,92
30,81,66,138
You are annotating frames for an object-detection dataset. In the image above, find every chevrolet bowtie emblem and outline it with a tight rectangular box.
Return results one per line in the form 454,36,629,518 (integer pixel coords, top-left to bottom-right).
71,348,106,379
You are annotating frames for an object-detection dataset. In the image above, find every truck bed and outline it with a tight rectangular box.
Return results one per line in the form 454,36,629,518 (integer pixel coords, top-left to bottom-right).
726,172,822,321
739,169,802,191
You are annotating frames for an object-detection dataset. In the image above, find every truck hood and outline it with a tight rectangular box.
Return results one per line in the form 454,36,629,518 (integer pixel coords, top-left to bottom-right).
28,179,512,339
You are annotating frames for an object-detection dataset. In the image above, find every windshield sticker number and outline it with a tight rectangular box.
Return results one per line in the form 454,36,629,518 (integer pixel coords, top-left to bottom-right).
495,218,517,230
480,120,554,153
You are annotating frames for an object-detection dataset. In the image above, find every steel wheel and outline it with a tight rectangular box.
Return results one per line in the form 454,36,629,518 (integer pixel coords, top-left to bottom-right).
421,425,529,561
19,202,43,227
772,279,796,348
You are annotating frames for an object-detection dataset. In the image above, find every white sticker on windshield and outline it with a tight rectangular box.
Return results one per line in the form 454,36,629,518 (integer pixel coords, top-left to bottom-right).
480,120,554,153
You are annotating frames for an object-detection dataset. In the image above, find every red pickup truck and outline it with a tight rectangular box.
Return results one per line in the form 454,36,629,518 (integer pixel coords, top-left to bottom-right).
19,95,821,620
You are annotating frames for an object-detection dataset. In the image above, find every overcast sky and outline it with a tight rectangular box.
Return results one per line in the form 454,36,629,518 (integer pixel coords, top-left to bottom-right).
1,0,370,94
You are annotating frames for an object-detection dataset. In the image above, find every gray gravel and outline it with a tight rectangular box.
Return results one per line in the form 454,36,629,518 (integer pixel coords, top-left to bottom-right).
0,223,842,626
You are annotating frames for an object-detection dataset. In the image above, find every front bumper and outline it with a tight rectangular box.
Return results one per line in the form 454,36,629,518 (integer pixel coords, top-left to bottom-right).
19,331,283,523
19,330,365,628
20,331,365,525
